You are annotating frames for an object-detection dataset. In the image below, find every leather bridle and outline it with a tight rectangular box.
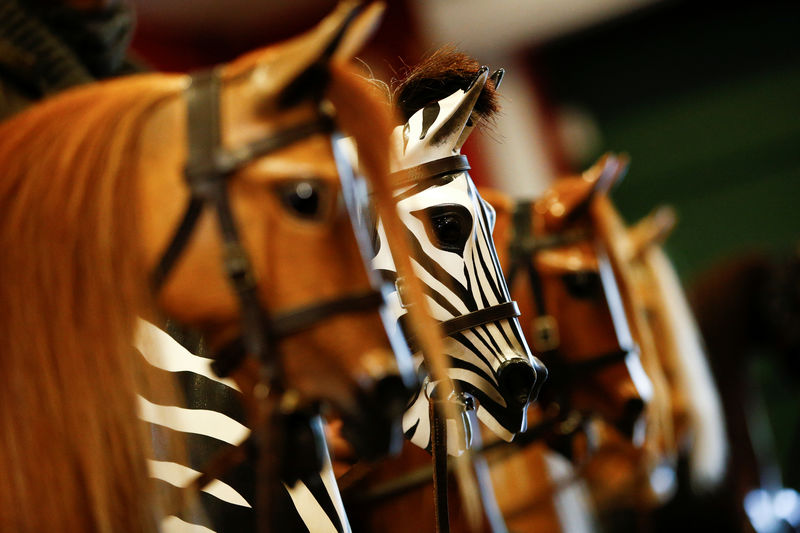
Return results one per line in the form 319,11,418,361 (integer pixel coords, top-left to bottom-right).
152,69,384,381
389,154,524,350
151,68,386,530
505,200,635,416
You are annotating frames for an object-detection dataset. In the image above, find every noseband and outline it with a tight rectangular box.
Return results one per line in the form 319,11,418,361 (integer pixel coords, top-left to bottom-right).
151,69,383,380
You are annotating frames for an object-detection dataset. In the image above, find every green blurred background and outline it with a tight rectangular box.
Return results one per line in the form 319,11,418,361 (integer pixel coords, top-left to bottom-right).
537,0,800,281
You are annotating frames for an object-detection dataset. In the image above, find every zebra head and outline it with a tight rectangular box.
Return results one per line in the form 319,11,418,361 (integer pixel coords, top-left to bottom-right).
370,67,547,451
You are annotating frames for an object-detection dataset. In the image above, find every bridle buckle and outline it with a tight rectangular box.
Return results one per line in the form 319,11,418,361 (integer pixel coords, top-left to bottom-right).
532,315,559,352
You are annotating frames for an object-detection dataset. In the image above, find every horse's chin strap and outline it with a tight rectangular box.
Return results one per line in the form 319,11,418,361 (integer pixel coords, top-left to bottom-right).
430,397,450,533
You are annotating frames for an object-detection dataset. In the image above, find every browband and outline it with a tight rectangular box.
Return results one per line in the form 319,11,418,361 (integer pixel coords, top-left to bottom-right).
389,154,470,189
439,301,520,337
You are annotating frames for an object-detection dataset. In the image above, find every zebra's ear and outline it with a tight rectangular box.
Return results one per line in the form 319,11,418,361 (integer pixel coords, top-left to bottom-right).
396,67,490,167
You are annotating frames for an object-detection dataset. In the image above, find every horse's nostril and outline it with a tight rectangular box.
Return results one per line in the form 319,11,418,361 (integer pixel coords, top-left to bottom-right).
616,397,646,438
497,360,538,407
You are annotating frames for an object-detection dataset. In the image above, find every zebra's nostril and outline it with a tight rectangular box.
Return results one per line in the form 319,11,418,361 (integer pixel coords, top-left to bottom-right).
529,356,548,402
497,360,538,407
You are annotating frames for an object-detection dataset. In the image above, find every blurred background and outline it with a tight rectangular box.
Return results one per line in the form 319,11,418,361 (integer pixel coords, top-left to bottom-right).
129,0,799,531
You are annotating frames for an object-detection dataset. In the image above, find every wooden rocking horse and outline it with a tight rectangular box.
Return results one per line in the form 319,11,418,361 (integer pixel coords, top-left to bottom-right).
0,2,462,531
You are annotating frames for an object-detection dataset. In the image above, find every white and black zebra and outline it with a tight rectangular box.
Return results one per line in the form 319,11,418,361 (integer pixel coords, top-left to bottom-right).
369,67,547,452
135,320,351,533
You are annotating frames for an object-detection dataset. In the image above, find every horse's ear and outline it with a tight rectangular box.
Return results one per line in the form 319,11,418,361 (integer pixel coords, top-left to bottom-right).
534,153,630,230
396,67,490,167
628,205,677,260
585,152,630,197
228,1,384,105
331,2,385,62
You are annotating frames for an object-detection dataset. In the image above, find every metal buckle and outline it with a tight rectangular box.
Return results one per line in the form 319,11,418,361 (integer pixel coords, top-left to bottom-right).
532,315,559,352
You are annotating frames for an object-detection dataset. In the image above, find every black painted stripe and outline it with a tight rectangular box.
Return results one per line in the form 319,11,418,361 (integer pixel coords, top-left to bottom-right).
152,478,214,529
140,366,247,426
447,353,498,387
148,423,243,472
460,323,501,365
474,222,504,302
469,244,492,309
404,418,421,441
478,323,507,363
405,228,475,309
474,185,512,301
303,471,346,533
419,102,440,140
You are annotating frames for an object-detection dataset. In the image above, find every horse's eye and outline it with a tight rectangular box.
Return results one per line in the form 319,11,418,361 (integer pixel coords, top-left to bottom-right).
280,181,322,219
562,271,602,300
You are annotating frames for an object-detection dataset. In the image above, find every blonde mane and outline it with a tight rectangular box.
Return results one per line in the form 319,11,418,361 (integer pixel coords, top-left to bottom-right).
0,73,188,532
642,246,728,490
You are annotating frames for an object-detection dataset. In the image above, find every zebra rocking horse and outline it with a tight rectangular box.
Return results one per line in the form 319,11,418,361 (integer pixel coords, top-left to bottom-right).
342,49,547,533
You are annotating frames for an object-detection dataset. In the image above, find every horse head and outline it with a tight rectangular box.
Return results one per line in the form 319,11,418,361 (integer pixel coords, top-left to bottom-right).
136,1,416,461
487,153,653,444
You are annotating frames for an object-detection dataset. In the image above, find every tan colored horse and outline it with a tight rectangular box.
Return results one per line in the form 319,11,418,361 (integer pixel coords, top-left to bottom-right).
0,2,449,530
582,199,726,515
480,155,655,532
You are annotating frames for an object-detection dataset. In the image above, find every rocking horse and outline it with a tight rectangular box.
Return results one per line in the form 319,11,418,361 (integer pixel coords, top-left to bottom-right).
0,2,463,531
335,48,548,533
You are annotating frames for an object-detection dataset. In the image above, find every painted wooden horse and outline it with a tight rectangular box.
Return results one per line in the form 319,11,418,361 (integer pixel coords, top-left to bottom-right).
0,2,448,530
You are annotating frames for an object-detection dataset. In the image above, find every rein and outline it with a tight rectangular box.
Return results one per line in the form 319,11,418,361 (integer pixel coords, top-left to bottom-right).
151,69,383,531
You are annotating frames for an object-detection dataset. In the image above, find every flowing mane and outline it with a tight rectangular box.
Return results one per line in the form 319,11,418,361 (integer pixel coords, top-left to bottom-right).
393,47,500,123
0,74,185,532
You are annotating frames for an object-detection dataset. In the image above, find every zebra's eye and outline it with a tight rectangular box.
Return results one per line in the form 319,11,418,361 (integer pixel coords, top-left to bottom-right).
433,214,464,246
562,271,602,300
278,181,324,219
412,204,472,254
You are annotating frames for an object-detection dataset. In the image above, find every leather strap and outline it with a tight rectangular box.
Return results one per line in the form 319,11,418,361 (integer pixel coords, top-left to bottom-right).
439,301,520,337
270,290,383,338
430,399,450,533
152,195,205,290
389,154,470,188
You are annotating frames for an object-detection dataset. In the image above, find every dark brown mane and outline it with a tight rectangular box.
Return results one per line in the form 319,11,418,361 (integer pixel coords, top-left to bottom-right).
393,46,500,122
